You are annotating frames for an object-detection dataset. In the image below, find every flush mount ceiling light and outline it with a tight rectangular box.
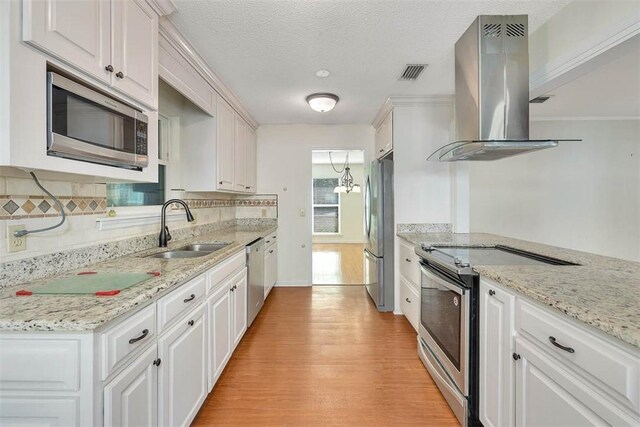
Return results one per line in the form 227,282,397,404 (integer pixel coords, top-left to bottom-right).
306,93,339,113
315,69,330,78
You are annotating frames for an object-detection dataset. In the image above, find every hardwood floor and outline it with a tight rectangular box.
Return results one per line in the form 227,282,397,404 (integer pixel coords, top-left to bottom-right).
312,243,365,285
192,286,458,426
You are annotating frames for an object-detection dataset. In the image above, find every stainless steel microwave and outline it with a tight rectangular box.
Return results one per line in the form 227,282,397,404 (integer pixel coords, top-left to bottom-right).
46,72,148,170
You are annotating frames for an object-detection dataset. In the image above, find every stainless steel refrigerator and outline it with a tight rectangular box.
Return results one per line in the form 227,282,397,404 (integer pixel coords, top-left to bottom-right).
364,157,394,312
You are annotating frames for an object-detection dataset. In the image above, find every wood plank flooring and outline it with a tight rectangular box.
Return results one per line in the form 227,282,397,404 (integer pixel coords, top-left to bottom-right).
312,243,365,285
192,286,458,426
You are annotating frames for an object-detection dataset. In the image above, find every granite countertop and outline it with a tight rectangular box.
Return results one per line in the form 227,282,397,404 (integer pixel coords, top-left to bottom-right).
0,225,277,332
398,232,640,348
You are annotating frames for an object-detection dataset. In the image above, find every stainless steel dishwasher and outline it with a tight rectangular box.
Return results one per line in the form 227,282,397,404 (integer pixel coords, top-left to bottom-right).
246,238,265,327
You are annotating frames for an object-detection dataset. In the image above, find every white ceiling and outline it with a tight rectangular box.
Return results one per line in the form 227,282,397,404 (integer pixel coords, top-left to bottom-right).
530,35,640,119
169,0,569,125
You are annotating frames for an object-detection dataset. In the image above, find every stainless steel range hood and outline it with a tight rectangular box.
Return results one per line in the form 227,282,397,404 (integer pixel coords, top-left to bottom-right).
428,15,578,162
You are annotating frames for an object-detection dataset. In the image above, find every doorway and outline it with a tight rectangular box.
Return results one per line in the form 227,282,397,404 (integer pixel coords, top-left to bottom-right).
311,150,366,285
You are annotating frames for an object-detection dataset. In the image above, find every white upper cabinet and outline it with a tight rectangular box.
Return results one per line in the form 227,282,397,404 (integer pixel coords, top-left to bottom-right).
216,97,236,191
234,114,248,192
375,111,393,159
111,0,158,108
23,0,158,109
246,127,257,193
23,0,111,84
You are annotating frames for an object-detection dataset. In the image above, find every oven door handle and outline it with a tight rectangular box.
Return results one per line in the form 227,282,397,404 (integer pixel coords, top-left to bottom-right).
421,266,466,295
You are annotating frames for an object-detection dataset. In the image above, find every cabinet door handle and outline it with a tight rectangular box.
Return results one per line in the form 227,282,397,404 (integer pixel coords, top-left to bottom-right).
153,358,161,367
405,258,411,263
230,287,234,292
219,181,223,185
548,336,575,353
115,71,124,79
405,298,411,303
245,186,250,189
128,329,149,344
188,319,194,327
183,294,196,303
266,240,270,243
379,149,384,153
269,249,274,254
512,353,521,361
233,284,237,290
105,64,114,72
488,289,495,296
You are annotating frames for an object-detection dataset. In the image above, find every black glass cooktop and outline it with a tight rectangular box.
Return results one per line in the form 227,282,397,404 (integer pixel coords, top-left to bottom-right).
426,245,576,267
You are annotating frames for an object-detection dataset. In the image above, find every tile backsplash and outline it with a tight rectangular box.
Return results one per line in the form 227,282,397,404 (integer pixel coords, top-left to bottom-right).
0,174,277,265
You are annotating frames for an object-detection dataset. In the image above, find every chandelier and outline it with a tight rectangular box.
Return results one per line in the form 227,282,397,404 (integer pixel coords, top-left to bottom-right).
329,152,361,194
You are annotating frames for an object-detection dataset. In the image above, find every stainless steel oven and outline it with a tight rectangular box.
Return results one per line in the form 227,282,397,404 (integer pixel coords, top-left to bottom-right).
419,265,470,394
415,244,480,427
47,72,148,170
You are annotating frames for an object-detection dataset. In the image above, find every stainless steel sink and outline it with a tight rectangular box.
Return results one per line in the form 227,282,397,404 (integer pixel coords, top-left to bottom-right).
176,243,229,252
145,243,229,259
147,251,213,259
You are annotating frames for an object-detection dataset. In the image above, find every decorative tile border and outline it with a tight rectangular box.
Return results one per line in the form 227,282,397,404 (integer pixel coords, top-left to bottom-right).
0,194,277,219
0,195,107,220
174,196,278,210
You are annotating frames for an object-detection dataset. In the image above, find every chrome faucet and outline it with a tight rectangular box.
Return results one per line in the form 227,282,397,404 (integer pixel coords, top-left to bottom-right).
159,199,195,247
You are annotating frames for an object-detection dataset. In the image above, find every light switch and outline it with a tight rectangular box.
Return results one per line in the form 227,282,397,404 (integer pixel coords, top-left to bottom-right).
299,208,305,217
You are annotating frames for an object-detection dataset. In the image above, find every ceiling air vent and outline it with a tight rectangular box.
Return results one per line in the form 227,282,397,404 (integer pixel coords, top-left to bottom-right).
399,64,427,81
506,23,525,37
483,23,501,37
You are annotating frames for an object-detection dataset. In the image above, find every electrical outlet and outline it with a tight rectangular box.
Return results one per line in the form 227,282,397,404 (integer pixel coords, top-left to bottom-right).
299,208,305,217
8,224,26,253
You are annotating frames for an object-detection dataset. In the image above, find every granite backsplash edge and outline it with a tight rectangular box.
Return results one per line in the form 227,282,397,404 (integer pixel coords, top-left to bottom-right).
0,218,277,288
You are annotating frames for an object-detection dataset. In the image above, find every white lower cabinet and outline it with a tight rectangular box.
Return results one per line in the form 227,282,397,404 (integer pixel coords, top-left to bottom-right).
232,269,248,348
399,278,419,332
0,247,259,426
158,303,208,427
264,244,277,298
479,280,515,427
515,337,637,426
208,281,233,389
480,278,640,427
103,344,158,427
207,267,247,390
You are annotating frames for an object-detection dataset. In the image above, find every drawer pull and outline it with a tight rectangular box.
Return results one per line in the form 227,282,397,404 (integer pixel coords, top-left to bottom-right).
233,284,237,290
549,336,575,353
405,298,411,303
188,320,195,327
105,64,114,72
512,353,520,361
128,329,149,344
115,71,124,79
266,240,271,243
183,294,196,303
488,289,495,296
153,358,162,367
269,249,274,254
405,258,411,263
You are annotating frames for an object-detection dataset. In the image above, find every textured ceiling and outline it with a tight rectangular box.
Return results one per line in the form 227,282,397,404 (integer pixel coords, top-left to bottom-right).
170,0,570,125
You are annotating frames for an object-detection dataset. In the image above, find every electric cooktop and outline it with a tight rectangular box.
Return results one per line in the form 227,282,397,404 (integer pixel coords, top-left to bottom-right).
421,244,577,268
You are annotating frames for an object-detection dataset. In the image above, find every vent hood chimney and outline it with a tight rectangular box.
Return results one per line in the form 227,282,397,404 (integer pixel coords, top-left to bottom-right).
428,15,579,162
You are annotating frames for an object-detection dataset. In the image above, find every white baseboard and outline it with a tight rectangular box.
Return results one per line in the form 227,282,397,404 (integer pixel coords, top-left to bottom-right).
274,281,311,287
393,310,403,316
312,239,366,244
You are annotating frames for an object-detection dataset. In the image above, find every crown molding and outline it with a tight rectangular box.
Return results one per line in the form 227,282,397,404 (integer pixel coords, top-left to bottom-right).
371,95,453,128
145,0,177,16
530,15,640,100
530,116,640,122
158,17,259,129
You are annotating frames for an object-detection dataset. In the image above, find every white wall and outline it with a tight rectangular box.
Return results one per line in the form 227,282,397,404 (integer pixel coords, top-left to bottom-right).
312,163,365,244
256,124,375,285
469,119,640,262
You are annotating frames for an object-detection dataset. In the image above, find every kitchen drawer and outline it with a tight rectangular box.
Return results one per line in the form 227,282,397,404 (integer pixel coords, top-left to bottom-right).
400,277,420,332
157,274,206,333
102,304,156,380
399,239,421,288
0,337,80,391
516,299,640,413
207,249,246,294
265,233,277,250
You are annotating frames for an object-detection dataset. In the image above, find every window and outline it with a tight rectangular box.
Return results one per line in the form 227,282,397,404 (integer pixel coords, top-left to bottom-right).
106,115,169,208
313,178,340,234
